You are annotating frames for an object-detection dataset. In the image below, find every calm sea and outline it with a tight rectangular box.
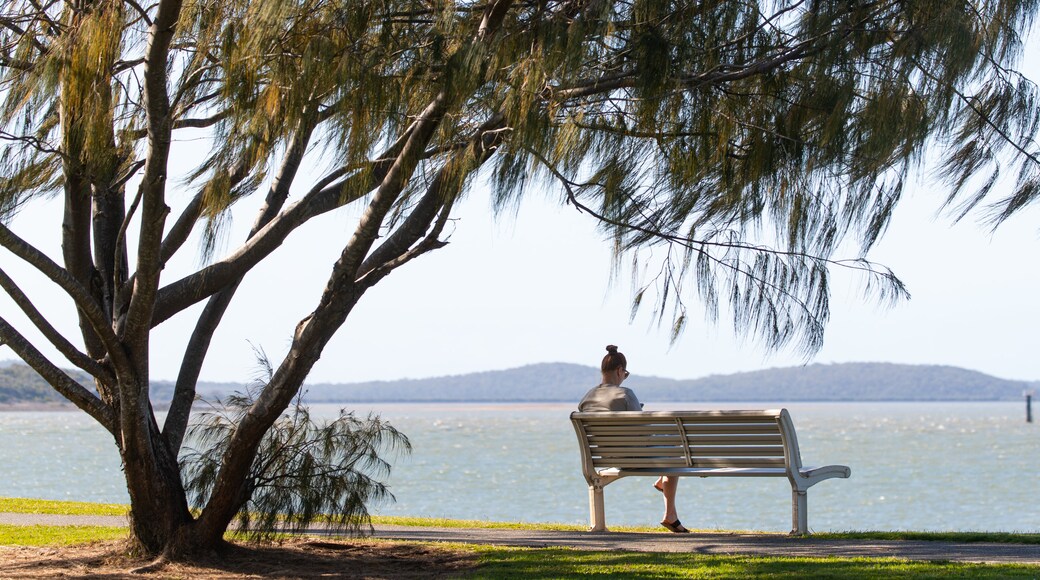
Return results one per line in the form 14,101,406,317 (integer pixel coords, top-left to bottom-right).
1,401,1037,533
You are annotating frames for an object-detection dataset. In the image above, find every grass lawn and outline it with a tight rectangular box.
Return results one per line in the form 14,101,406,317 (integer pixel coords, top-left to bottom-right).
2,497,1038,578
3,526,1037,579
0,497,128,516
3,497,1039,544
468,546,1040,579
372,515,1040,544
0,523,127,546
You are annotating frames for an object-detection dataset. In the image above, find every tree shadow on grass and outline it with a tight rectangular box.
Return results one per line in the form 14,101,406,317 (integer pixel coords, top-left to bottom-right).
474,548,1040,579
1,539,477,579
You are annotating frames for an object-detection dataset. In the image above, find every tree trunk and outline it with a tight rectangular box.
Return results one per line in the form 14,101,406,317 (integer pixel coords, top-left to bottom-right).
119,405,198,557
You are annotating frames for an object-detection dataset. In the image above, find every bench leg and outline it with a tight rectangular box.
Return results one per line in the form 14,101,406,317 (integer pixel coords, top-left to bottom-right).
791,489,808,535
588,484,607,532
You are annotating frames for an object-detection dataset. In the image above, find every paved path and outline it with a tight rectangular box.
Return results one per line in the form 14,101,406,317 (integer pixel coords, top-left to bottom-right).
366,525,1040,565
3,513,1039,565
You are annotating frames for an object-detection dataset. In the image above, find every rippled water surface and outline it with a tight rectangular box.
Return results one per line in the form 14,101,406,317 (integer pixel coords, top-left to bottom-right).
1,401,1037,532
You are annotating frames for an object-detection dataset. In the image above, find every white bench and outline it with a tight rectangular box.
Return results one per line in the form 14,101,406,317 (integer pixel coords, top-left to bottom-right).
570,409,850,534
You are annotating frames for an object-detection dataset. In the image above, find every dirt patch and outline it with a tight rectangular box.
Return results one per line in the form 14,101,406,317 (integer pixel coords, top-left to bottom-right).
0,537,479,579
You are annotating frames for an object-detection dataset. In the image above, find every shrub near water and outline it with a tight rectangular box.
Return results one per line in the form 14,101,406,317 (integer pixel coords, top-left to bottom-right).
179,383,410,542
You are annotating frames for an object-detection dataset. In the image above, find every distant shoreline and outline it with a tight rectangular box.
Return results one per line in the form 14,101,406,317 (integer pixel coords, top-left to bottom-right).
0,402,79,412
0,399,1028,412
3,362,1035,408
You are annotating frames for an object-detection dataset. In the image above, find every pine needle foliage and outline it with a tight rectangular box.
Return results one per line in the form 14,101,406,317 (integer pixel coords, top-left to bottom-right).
180,385,410,542
2,0,1039,556
2,1,1037,352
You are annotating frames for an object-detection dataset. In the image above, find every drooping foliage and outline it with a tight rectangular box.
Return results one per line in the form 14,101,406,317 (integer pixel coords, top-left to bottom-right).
181,379,410,541
0,0,1037,557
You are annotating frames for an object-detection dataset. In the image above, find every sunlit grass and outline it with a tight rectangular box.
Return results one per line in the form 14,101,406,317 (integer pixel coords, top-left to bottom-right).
371,515,592,531
369,515,760,533
369,516,1040,544
4,532,1036,577
466,546,1040,579
0,497,128,516
0,524,126,546
2,503,1037,577
3,497,1039,546
813,530,1040,545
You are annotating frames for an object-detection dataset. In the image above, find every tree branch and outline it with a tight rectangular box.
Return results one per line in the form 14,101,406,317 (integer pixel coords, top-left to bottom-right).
128,111,229,140
196,86,457,541
358,113,508,281
163,109,320,453
122,0,185,369
148,124,419,327
0,222,124,356
0,267,114,383
0,316,115,434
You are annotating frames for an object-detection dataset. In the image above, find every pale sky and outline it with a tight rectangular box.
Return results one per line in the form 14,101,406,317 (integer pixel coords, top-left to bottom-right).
2,31,1039,386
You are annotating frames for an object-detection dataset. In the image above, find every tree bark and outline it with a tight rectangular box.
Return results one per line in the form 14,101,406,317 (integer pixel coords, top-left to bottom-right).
119,397,196,557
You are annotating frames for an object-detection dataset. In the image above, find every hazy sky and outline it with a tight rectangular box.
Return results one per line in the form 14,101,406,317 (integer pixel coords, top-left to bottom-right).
2,29,1038,386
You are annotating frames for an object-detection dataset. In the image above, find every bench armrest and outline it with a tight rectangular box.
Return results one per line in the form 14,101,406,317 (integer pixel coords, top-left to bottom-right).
795,464,851,489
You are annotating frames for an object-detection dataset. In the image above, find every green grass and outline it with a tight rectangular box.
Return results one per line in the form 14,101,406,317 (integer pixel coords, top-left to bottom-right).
0,524,126,546
1,498,1037,577
467,546,1040,578
371,516,780,534
371,515,592,531
4,497,1040,544
370,515,1040,544
813,530,1040,545
4,496,1040,547
0,497,128,516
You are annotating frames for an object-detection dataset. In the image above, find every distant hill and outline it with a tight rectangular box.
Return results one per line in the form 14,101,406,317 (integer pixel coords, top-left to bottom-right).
0,363,94,404
635,363,1035,402
304,362,1036,403
0,360,1035,405
0,364,237,405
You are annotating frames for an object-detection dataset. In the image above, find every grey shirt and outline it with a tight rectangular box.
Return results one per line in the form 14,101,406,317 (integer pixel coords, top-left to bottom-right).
577,384,643,412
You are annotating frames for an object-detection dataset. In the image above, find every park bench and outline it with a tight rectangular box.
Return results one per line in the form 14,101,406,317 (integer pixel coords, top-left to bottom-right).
570,409,851,534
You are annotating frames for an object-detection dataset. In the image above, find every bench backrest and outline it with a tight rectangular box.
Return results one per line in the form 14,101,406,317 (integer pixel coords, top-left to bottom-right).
570,409,804,478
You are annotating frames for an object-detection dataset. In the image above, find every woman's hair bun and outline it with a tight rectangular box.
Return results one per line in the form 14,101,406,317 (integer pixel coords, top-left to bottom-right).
605,345,619,354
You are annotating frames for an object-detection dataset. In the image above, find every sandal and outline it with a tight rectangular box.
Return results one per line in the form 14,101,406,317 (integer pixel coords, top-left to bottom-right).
660,519,690,533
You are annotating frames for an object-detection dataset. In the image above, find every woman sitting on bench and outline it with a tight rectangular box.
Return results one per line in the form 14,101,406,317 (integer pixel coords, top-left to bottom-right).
577,345,689,533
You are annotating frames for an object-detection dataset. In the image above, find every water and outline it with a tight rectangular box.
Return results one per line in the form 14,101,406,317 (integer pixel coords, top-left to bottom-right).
1,402,1037,533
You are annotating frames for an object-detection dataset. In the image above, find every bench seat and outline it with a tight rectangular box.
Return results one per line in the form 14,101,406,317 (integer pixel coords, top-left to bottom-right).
571,409,851,534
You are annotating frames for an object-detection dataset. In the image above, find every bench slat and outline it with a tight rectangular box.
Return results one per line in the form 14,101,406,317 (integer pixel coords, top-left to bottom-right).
705,459,785,468
585,428,784,440
591,448,688,457
680,424,780,434
574,412,781,423
585,436,684,446
582,420,779,431
610,467,789,477
591,445,783,456
591,434,785,444
584,426,686,435
689,446,785,457
685,434,783,444
587,425,779,434
592,458,692,468
593,457,786,468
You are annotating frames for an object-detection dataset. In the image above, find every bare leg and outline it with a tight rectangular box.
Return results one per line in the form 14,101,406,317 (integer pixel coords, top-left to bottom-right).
659,476,680,524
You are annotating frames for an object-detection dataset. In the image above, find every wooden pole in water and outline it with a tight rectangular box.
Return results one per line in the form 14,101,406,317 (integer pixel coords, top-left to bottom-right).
1026,390,1034,423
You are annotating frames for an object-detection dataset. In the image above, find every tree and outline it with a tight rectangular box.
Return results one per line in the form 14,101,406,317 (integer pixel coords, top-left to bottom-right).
180,357,411,544
1,0,1038,559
